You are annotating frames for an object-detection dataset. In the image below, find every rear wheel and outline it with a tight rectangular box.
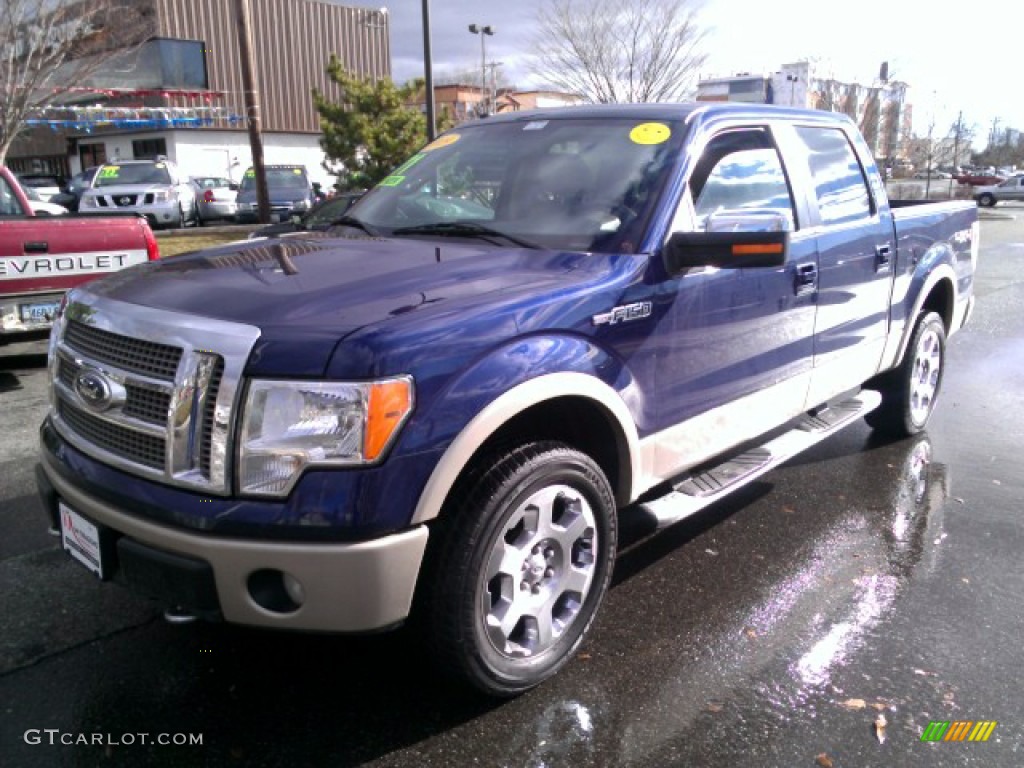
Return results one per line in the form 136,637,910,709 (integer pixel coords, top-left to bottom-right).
866,311,946,437
424,442,617,696
977,193,996,207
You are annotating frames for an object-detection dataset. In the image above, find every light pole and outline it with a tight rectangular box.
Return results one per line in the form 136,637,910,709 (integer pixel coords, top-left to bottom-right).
786,74,800,107
468,24,494,117
422,0,436,140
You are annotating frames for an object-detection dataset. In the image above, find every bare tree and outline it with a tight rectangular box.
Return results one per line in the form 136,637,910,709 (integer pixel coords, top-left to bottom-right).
530,0,708,103
0,0,151,164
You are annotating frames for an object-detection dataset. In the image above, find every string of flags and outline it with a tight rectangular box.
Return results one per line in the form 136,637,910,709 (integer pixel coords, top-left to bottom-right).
28,105,243,131
27,88,242,131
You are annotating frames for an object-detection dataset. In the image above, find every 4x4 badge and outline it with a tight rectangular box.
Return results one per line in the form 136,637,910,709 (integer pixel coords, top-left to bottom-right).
592,301,652,326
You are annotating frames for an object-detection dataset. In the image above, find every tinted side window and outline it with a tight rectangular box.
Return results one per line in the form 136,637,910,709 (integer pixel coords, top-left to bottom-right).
690,130,796,232
795,126,871,226
0,177,24,215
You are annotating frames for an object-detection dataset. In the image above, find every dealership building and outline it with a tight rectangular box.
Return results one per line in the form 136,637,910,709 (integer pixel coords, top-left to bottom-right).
8,0,389,189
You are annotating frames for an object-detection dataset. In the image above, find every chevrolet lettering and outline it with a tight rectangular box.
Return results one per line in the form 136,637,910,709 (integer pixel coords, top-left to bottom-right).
37,104,977,697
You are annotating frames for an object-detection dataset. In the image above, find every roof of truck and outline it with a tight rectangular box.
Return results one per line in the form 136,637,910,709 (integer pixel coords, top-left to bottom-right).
477,101,855,126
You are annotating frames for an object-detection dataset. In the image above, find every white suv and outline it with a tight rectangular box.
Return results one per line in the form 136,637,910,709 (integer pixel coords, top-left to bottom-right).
78,158,199,229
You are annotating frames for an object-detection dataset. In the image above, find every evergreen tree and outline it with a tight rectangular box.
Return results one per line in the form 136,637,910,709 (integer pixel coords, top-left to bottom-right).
312,57,427,191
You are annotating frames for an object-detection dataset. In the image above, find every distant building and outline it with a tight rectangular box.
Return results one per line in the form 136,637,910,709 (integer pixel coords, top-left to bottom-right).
697,60,913,165
8,0,389,189
413,84,582,125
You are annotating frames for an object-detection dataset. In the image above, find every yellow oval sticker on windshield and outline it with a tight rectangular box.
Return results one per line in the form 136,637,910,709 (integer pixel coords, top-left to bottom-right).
422,133,460,151
629,123,671,145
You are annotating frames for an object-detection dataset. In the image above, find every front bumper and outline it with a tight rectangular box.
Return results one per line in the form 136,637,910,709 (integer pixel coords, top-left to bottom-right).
80,199,181,228
38,445,429,632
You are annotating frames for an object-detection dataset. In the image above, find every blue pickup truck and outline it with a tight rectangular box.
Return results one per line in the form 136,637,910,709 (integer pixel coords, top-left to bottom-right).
37,104,977,695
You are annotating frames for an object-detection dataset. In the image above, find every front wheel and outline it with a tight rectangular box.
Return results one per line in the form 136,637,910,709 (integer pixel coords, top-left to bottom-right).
866,311,946,436
977,193,996,207
423,442,617,697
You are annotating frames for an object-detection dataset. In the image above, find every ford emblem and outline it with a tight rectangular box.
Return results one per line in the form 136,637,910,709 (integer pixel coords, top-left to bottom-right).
74,369,115,411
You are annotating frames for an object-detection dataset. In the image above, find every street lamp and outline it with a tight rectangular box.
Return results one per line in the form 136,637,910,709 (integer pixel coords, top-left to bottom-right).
468,23,494,116
786,74,800,107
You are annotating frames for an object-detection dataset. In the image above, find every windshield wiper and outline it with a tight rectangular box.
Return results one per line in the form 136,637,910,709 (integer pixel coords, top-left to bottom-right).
390,221,540,249
328,215,380,236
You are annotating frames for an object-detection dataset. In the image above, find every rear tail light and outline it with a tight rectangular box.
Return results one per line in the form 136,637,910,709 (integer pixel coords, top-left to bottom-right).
143,220,160,261
203,189,215,203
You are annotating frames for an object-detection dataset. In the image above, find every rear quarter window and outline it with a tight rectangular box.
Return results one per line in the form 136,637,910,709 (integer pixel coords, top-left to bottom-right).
794,126,872,226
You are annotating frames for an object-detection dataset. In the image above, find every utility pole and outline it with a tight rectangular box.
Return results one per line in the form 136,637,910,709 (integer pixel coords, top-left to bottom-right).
486,61,502,111
949,111,963,199
234,0,269,223
422,0,436,140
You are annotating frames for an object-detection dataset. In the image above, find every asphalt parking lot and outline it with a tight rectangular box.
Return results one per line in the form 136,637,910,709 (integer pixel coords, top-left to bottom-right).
1,208,1023,767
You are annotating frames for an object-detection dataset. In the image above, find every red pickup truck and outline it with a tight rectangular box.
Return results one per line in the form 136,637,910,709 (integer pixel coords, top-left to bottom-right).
1,166,160,346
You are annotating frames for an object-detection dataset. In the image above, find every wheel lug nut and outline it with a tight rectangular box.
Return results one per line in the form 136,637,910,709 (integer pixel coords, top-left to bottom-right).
520,581,529,591
532,545,540,555
531,585,541,594
544,548,555,559
545,567,554,578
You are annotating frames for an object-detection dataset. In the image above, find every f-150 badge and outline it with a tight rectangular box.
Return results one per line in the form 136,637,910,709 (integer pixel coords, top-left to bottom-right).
592,301,652,326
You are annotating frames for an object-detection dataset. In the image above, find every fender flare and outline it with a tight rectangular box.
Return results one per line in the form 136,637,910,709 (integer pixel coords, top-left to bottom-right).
410,372,641,525
891,262,957,367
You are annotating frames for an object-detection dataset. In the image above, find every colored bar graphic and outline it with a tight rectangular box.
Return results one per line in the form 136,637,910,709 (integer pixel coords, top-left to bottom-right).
921,720,997,742
921,721,950,741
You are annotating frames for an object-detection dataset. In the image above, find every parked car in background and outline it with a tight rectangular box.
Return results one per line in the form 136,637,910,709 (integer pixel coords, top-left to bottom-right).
974,175,1024,206
49,166,99,212
22,184,68,215
78,158,199,229
234,165,316,223
956,171,1006,186
192,176,239,223
16,174,65,202
913,169,952,179
247,191,363,238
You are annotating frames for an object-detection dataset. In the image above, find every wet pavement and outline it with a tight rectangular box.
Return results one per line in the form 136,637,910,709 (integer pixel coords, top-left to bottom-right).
1,210,1023,767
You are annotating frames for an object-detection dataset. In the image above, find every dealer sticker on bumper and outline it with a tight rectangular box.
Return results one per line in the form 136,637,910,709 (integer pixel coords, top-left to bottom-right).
59,502,104,579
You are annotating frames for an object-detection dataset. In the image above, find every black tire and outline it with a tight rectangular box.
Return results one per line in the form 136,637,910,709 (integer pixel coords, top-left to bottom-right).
865,311,946,437
423,442,617,697
977,193,996,207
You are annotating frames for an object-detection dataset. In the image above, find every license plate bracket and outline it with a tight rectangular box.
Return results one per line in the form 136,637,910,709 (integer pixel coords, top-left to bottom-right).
59,501,112,579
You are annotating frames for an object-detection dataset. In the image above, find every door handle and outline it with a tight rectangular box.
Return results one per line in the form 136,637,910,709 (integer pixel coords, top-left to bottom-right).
23,241,49,253
875,243,892,271
794,262,817,295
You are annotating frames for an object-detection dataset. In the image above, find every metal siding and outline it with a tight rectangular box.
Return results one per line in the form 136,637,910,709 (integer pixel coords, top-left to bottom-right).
146,0,389,134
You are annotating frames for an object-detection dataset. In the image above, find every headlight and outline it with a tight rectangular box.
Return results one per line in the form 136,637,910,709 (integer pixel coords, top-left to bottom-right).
238,376,414,496
79,195,98,209
151,189,172,203
294,199,311,210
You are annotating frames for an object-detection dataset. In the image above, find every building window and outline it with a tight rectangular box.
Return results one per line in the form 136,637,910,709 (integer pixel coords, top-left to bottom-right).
79,143,107,170
133,138,168,159
86,38,208,90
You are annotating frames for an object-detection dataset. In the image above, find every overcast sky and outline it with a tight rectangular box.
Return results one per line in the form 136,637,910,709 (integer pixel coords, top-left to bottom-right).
356,0,1018,149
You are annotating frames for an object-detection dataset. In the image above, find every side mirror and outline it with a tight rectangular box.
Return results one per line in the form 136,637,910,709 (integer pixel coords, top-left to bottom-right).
665,230,789,274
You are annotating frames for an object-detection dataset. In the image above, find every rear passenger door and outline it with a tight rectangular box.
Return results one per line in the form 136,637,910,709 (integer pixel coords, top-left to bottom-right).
787,124,894,406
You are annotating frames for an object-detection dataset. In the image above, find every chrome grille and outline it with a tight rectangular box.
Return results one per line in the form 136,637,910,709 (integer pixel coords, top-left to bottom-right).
65,320,182,381
124,384,173,425
199,357,224,478
58,357,170,426
58,401,166,470
49,293,260,495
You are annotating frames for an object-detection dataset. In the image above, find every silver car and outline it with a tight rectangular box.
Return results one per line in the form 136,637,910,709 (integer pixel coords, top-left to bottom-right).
78,158,199,229
192,176,239,223
974,175,1024,207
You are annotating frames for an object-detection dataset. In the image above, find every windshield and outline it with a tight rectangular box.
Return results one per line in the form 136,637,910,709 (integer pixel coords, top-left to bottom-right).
350,117,686,253
95,163,172,187
239,167,310,192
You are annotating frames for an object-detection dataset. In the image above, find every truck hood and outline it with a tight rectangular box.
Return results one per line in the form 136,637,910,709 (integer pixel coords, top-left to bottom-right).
83,232,629,376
